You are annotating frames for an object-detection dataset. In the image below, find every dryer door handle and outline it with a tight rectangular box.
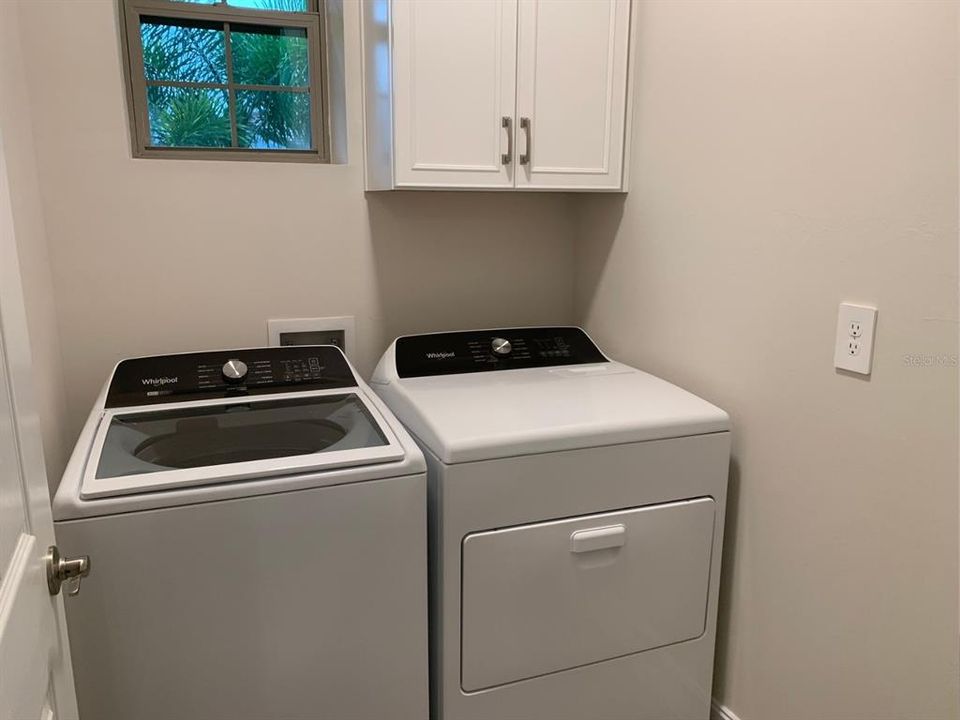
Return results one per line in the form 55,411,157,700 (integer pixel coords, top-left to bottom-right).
569,524,626,553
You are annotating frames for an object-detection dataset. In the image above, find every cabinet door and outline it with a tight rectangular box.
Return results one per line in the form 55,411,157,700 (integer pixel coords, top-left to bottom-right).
392,0,518,188
515,0,631,190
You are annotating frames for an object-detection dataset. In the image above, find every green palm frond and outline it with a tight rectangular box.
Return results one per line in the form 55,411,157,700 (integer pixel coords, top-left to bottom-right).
232,29,308,86
246,0,308,11
141,20,226,83
140,12,312,150
149,88,231,147
236,90,311,148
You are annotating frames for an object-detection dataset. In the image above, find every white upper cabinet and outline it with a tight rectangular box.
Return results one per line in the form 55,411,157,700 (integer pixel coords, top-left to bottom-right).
391,0,518,188
361,0,635,192
515,0,631,190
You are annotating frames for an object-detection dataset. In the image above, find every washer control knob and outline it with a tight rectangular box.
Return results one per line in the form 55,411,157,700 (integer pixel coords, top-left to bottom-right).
222,358,248,383
491,338,512,356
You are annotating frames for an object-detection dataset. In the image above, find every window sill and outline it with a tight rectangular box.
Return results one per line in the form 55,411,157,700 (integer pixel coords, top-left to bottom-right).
133,147,328,163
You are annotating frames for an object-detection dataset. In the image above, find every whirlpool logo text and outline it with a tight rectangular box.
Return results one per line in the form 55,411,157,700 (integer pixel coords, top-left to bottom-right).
141,376,179,386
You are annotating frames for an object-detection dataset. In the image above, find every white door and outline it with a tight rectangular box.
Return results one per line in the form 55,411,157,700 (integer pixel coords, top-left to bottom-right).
515,0,632,190
0,132,80,719
391,0,518,188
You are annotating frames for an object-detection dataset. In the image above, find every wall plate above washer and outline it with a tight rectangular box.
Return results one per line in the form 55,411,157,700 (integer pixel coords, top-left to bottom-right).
268,316,356,359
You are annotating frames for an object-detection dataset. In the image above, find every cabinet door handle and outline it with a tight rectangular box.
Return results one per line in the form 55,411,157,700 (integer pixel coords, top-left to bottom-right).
519,116,531,165
501,116,513,166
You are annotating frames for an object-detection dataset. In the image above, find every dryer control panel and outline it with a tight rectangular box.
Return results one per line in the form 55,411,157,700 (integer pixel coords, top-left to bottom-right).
395,327,607,378
105,346,356,408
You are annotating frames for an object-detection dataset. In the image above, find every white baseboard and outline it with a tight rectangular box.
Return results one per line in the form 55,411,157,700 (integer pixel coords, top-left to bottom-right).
711,699,743,720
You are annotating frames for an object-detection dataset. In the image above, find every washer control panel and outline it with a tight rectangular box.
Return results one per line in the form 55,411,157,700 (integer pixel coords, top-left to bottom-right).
395,327,607,378
105,346,355,408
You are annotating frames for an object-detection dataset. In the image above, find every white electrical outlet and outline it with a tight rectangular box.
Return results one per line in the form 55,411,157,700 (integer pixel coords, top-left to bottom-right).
834,303,877,375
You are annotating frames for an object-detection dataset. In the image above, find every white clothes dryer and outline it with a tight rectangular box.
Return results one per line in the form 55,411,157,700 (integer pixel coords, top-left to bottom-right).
372,327,730,720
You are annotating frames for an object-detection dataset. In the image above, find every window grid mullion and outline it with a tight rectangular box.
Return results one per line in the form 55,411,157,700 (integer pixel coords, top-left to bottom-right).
224,21,239,148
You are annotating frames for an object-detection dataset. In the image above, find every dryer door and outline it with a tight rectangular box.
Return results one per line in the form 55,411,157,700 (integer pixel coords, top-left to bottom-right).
460,498,716,691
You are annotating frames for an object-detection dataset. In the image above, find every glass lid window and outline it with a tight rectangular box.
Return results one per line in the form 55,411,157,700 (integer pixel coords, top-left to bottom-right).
96,394,387,480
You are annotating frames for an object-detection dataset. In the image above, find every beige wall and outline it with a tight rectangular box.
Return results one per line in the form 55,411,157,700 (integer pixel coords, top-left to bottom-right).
14,0,576,453
6,0,959,715
0,1,71,486
576,1,958,718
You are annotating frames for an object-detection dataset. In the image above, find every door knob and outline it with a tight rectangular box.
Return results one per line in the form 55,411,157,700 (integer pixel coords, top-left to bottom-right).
45,545,91,597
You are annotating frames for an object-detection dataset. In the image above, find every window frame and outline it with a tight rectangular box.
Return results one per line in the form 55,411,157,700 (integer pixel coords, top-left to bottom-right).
119,0,330,163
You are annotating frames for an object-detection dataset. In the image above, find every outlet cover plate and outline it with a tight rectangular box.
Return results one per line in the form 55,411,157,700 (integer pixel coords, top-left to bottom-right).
834,303,877,375
268,316,355,359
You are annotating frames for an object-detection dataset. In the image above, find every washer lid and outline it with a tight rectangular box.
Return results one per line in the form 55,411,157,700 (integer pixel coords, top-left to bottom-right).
378,362,730,464
82,389,404,499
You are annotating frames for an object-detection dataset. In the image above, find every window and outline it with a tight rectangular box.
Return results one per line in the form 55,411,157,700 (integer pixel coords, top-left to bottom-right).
120,0,329,161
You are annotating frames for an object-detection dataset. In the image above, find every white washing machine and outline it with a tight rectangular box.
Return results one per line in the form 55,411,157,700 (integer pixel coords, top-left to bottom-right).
53,346,428,720
372,327,731,720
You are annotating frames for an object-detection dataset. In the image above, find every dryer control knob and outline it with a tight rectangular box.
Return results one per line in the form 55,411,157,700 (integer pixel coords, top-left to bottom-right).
491,338,512,356
222,359,248,383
